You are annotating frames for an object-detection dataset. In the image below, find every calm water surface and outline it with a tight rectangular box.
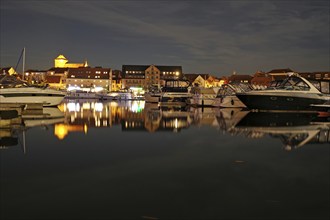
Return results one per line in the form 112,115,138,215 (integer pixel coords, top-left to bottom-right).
1,99,329,220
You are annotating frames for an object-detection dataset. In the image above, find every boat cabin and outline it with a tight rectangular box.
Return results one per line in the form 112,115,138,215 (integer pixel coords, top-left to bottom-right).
162,80,191,93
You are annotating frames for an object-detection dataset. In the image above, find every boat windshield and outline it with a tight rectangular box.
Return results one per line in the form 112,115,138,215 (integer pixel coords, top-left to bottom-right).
0,75,29,88
217,83,252,96
277,76,310,91
162,80,190,92
308,79,330,94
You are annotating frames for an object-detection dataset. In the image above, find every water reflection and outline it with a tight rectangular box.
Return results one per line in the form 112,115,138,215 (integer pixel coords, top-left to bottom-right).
216,109,330,150
0,107,64,152
2,99,329,152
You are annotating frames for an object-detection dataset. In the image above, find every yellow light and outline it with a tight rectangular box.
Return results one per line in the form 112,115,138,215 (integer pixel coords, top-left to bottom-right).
84,124,88,134
54,124,69,140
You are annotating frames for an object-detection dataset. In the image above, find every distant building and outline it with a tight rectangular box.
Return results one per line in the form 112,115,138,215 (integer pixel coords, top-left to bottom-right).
0,67,17,75
46,67,69,90
54,54,88,68
184,73,222,87
66,67,112,90
122,64,183,89
227,74,253,83
24,69,47,85
267,68,295,80
111,69,123,91
298,71,330,80
251,71,273,87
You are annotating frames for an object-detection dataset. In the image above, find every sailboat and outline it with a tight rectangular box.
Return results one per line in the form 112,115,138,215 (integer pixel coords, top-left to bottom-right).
0,48,66,107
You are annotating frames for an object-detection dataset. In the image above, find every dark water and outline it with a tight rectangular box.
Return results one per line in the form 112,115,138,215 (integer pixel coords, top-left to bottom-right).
1,99,329,220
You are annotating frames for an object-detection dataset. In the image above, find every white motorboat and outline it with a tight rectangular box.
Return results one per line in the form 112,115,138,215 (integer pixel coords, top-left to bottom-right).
144,85,162,103
212,83,253,108
144,92,162,103
97,90,133,101
65,89,99,99
159,79,192,107
236,74,330,111
187,87,219,107
0,75,66,107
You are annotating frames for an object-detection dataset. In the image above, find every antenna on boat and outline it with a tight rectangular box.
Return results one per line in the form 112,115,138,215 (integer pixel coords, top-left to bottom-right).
22,47,25,81
14,47,26,80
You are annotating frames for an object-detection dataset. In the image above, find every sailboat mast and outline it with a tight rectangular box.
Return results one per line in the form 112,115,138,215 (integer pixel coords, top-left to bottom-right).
22,47,26,80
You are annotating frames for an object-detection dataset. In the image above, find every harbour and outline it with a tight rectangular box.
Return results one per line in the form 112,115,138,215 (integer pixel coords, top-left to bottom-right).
1,98,329,219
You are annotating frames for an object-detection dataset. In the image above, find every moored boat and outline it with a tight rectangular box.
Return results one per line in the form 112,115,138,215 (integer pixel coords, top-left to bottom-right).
0,75,66,107
212,83,253,108
159,79,192,107
187,87,219,107
236,74,330,112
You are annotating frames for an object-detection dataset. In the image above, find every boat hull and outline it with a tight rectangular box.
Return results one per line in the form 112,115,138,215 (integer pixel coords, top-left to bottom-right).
212,95,247,108
145,93,161,103
187,95,216,107
236,93,329,111
0,90,65,106
159,92,191,107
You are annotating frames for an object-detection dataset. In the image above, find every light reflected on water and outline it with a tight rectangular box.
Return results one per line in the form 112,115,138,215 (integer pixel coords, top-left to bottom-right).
1,99,329,151
1,99,329,220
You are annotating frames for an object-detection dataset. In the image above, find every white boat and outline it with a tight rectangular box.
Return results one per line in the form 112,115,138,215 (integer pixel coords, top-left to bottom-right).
65,89,99,99
144,92,162,103
187,87,219,107
0,75,66,107
144,85,162,103
97,90,133,101
236,73,330,112
159,79,192,107
212,83,253,108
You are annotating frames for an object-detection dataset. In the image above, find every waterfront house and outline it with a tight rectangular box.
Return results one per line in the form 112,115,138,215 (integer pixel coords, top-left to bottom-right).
299,71,330,80
111,69,123,91
122,64,183,90
227,73,253,84
185,73,223,88
251,71,273,87
46,67,69,90
24,69,47,85
267,68,295,78
66,67,112,91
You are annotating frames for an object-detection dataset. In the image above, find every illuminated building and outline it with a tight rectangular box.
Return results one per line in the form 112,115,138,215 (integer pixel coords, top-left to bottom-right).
0,67,17,75
54,54,88,68
66,67,112,91
122,65,183,90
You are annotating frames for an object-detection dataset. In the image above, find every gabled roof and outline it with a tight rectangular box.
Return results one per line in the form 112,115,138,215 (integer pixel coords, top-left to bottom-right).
184,74,199,82
267,68,294,74
122,65,182,73
122,65,147,72
55,55,67,60
112,70,122,79
48,67,69,73
228,74,253,82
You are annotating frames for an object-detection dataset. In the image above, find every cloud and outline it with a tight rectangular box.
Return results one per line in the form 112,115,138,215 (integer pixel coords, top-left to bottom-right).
1,0,329,73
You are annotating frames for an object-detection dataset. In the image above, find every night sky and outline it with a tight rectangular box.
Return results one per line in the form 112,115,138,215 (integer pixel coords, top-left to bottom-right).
1,0,329,76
